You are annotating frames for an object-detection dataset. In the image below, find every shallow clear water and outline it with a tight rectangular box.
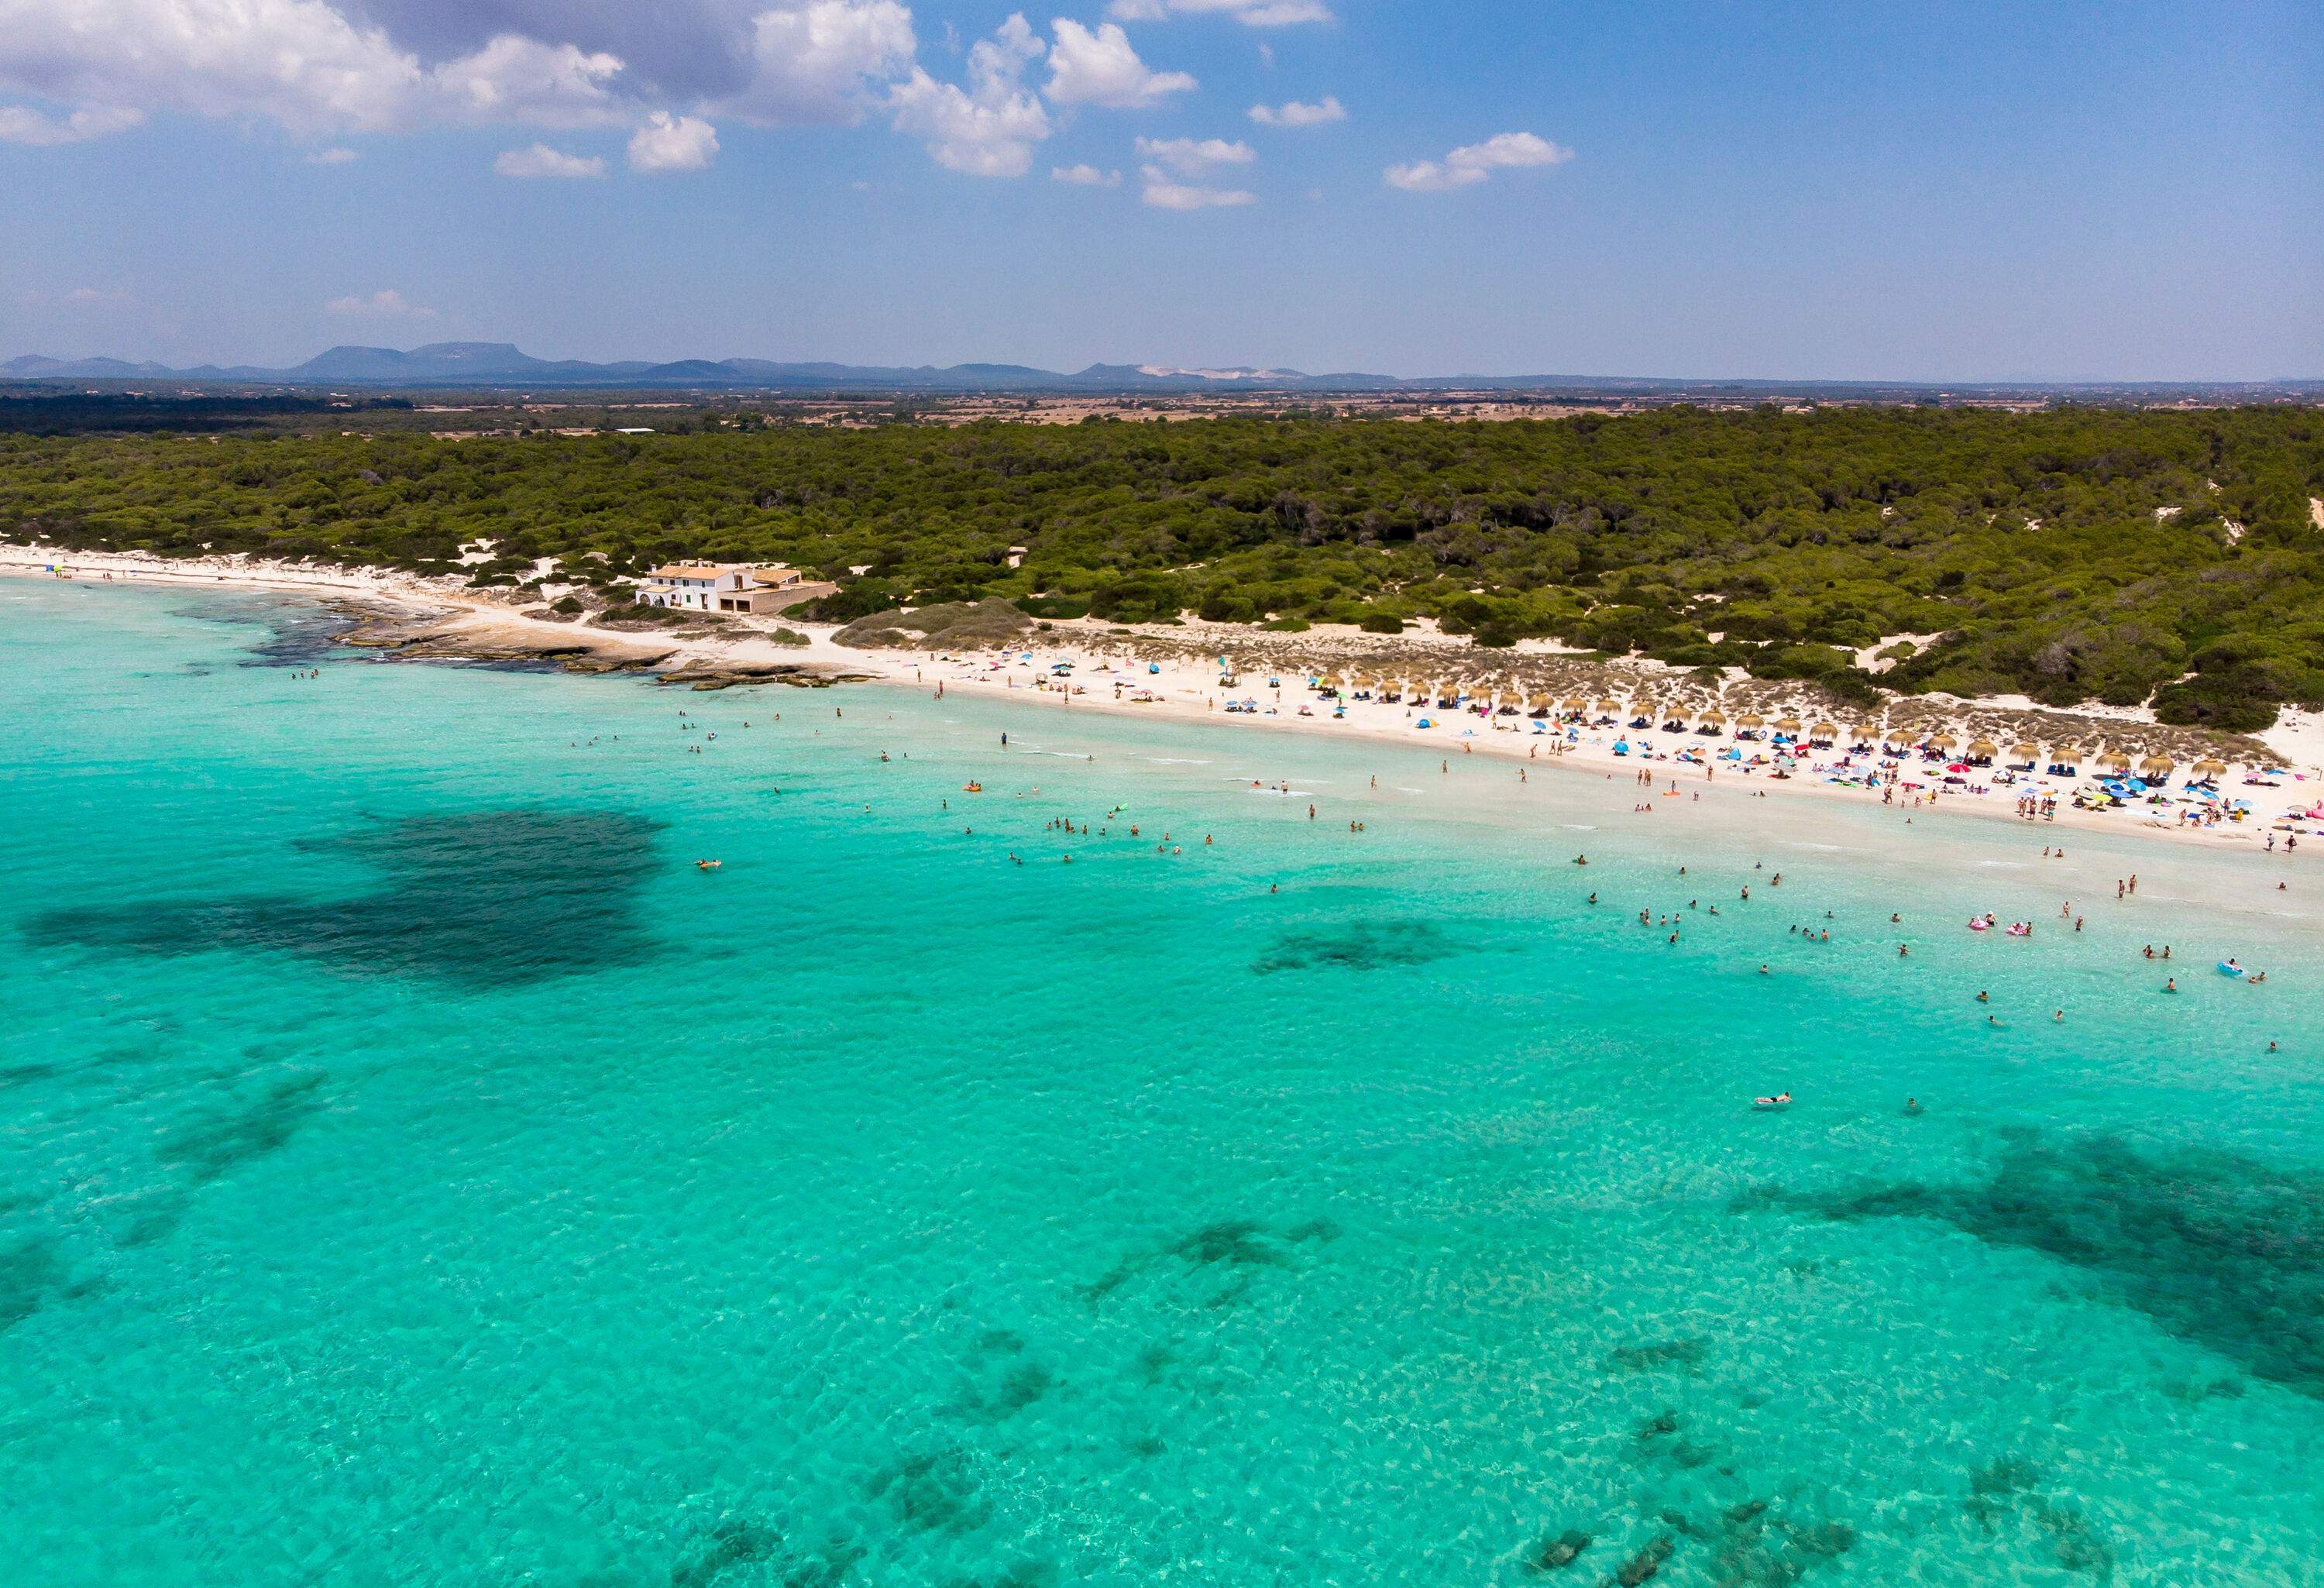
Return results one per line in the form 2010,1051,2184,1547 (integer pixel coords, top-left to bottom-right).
4,580,2322,1587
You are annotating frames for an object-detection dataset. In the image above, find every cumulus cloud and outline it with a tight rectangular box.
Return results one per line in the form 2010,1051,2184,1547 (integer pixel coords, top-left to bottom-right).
888,12,1049,177
0,103,144,145
627,110,718,170
325,288,435,318
1139,165,1254,210
1384,130,1571,192
1248,95,1342,127
432,34,624,127
495,141,606,177
1045,20,1194,108
1050,162,1120,186
1133,135,1252,175
307,145,359,163
0,0,634,136
731,0,916,125
1110,0,1332,23
0,0,916,146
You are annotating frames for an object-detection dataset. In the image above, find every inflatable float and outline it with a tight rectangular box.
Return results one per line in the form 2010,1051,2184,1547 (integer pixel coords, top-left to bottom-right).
1752,1092,1793,1110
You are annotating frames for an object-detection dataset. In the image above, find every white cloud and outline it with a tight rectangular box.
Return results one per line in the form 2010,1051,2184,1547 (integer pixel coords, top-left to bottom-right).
0,1,640,136
496,142,607,178
0,103,143,145
307,145,359,163
1051,162,1121,187
889,12,1049,177
325,288,435,318
1045,20,1195,109
1248,95,1342,127
433,34,624,129
1109,0,1332,24
627,110,718,171
731,0,916,126
1384,130,1572,192
1133,135,1252,176
64,286,131,305
0,0,422,133
1139,164,1254,210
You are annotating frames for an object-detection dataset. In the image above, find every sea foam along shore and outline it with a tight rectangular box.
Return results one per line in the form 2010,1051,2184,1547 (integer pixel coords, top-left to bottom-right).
6,544,2323,858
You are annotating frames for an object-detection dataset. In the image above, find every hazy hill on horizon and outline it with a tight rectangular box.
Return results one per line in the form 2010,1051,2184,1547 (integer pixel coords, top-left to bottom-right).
6,342,2317,399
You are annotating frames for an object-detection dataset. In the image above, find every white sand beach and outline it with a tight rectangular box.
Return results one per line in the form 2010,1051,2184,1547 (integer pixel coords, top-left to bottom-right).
9,543,2323,858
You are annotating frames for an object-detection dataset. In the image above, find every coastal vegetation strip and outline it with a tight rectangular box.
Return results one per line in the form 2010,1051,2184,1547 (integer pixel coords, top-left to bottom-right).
4,406,2320,727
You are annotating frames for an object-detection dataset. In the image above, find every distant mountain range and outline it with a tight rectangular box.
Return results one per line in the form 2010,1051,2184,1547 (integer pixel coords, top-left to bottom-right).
0,342,1428,393
2,342,2316,398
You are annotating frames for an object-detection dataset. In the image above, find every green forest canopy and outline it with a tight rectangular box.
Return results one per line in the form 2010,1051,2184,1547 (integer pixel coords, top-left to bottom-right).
4,405,2322,730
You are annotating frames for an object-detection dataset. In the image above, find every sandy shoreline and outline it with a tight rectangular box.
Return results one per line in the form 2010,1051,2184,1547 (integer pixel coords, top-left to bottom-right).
8,544,2322,858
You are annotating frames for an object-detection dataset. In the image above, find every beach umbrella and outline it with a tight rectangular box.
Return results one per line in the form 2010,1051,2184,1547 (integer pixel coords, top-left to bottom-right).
2140,754,2175,779
1810,720,1838,745
1776,716,1803,733
1699,708,1728,724
1884,728,1916,747
1596,697,1622,713
2194,758,2228,778
1562,695,1587,712
1739,713,1765,729
1930,731,1959,751
2098,750,2133,772
1968,737,1998,759
2010,741,2038,761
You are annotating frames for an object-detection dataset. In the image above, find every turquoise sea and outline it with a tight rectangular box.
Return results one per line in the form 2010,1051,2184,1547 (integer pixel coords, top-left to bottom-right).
5,579,2323,1587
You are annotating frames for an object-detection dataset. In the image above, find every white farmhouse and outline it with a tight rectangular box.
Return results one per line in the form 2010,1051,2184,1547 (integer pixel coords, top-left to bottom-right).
635,562,828,614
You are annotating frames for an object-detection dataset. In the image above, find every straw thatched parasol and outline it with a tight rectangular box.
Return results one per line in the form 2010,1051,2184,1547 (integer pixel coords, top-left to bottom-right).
2139,754,2175,778
1698,707,1728,724
1739,713,1765,728
2098,750,2133,771
1596,697,1622,713
1776,716,1803,733
1561,696,1587,712
2194,758,2227,778
1884,728,1917,746
1968,737,1997,758
1930,731,1960,751
1852,722,1882,744
2010,741,2038,761
1810,720,1838,744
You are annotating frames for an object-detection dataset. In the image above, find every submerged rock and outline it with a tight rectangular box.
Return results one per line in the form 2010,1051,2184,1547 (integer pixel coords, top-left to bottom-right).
1614,1532,1676,1586
1521,1529,1592,1574
1758,1130,2324,1396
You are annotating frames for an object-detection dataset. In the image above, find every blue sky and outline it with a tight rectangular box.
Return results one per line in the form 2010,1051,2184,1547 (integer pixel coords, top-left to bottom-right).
2,0,2317,379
